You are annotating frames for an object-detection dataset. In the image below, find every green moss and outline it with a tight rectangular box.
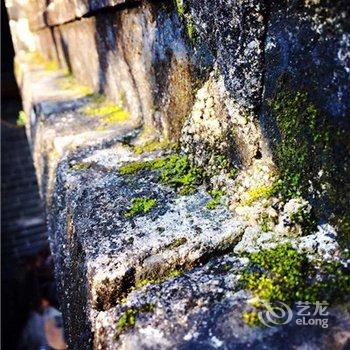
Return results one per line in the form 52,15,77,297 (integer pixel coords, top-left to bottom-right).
116,308,137,333
69,162,91,171
119,161,152,175
186,16,197,42
158,154,203,194
115,303,155,339
222,263,232,271
173,0,197,43
135,269,183,289
290,206,317,234
206,189,225,210
120,154,203,195
269,90,332,200
124,197,157,218
16,111,27,127
241,243,350,305
259,213,273,233
166,237,187,249
229,167,239,179
119,157,167,175
133,139,174,155
242,185,274,206
213,155,238,179
174,0,188,17
268,88,349,236
338,214,350,246
215,155,228,168
43,60,59,71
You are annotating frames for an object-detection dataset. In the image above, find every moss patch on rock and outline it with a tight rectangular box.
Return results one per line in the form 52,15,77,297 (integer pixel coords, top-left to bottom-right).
115,303,155,339
68,162,92,171
84,97,129,126
206,189,225,210
124,197,157,218
242,243,350,305
28,51,59,71
120,154,203,195
85,102,128,121
166,237,187,249
213,155,239,179
158,154,203,194
242,311,261,327
259,213,274,233
269,88,350,240
242,185,274,206
135,269,183,289
269,90,332,200
173,0,197,43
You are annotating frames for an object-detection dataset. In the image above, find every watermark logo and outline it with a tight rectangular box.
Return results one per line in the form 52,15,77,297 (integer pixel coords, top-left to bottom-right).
257,300,329,328
257,300,293,327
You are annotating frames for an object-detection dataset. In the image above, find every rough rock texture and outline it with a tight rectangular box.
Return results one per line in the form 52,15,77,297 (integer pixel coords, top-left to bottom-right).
15,53,350,350
94,255,350,350
260,0,350,230
7,0,350,348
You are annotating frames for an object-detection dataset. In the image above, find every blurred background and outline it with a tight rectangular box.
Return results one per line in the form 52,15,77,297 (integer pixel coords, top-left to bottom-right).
2,2,64,349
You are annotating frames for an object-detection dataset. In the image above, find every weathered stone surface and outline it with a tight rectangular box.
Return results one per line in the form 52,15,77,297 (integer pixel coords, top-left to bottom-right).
260,0,350,231
16,50,350,350
9,0,350,348
10,0,270,150
94,254,350,350
36,27,60,63
16,58,244,347
31,2,197,140
26,0,139,30
51,17,100,90
189,0,266,110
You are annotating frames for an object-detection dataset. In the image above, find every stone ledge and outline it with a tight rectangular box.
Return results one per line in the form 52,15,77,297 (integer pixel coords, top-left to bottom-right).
18,56,247,347
17,54,350,350
94,255,350,350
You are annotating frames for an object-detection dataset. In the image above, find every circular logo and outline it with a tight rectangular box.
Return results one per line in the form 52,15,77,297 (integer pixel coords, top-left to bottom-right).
258,300,293,327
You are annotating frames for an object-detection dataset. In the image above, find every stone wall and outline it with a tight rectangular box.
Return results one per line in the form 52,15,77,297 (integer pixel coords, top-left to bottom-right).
5,0,350,348
8,0,349,227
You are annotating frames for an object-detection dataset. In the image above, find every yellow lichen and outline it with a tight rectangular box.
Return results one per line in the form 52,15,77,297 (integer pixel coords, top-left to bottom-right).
242,185,274,206
26,51,59,71
58,76,93,96
242,311,260,326
83,98,129,126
